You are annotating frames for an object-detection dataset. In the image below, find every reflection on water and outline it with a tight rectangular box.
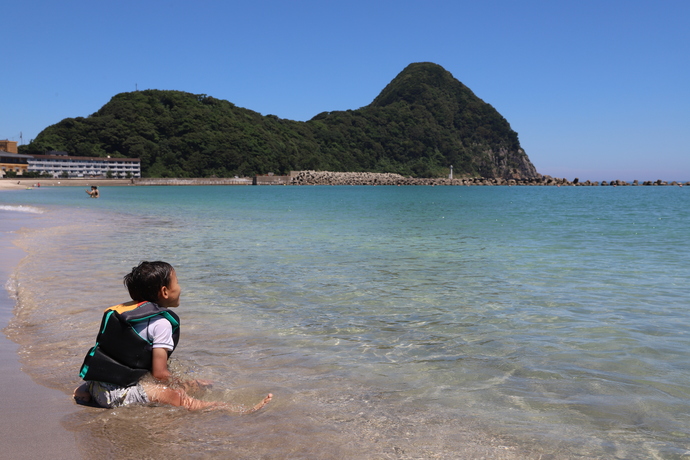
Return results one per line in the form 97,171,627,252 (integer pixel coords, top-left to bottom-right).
3,186,690,459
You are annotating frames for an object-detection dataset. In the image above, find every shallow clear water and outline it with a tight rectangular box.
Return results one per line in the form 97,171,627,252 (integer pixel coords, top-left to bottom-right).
2,185,689,459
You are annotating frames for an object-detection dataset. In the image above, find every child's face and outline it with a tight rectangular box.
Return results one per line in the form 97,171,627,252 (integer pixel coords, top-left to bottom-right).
158,270,182,308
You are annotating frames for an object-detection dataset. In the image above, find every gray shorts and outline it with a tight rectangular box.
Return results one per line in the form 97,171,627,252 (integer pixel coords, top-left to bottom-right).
88,381,150,408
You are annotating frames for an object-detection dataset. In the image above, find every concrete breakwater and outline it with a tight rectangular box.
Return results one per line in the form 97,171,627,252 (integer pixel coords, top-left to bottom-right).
4,177,252,188
289,171,689,187
4,174,687,188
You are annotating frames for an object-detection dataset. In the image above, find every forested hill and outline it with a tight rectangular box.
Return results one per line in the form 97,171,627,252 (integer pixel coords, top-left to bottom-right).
21,62,540,179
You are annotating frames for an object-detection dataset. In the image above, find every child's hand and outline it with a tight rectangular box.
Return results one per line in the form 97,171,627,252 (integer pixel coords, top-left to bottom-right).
195,379,213,389
178,378,214,392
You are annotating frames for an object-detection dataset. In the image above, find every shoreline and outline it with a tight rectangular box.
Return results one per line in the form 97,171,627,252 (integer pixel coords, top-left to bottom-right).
0,190,545,458
0,178,135,189
0,213,82,459
2,173,688,189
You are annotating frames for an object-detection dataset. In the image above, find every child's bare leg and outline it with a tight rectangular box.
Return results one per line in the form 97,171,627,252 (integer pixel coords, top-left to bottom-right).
144,384,219,410
143,383,272,413
176,378,213,395
73,382,91,404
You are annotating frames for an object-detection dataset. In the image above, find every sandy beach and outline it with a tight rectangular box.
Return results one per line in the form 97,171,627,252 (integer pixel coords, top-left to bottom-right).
0,180,27,189
0,178,135,189
0,210,82,459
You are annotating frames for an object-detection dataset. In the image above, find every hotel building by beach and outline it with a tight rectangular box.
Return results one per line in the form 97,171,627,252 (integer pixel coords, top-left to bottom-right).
1,140,31,176
0,140,19,154
0,141,141,179
27,152,141,178
0,152,33,176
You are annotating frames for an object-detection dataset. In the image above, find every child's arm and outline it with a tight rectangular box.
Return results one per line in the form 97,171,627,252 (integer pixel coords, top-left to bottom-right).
151,348,172,382
151,348,212,391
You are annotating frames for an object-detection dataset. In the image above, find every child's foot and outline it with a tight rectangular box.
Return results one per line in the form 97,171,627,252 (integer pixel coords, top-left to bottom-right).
216,393,273,414
73,383,92,404
248,393,272,413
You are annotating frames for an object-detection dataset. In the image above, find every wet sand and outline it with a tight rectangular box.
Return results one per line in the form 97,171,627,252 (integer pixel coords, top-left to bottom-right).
0,212,82,459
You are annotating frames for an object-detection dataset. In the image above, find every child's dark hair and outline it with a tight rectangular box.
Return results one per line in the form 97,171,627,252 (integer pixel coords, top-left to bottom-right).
123,261,174,303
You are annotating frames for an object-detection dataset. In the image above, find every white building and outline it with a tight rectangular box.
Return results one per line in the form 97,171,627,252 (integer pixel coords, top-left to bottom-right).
28,152,141,178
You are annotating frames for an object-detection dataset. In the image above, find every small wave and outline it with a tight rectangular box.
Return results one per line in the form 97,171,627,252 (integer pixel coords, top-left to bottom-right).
0,205,44,214
4,275,18,301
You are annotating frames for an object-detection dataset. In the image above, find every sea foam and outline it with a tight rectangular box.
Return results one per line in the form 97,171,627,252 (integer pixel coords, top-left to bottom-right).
0,205,44,214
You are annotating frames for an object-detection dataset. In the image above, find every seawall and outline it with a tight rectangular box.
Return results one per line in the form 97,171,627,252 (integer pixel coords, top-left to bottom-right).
288,171,690,187
2,173,688,188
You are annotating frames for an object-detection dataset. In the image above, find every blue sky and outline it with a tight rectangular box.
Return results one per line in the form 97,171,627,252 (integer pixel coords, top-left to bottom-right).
2,0,688,181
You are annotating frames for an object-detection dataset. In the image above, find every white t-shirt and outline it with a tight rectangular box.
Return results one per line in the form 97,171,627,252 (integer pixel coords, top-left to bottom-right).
132,316,174,351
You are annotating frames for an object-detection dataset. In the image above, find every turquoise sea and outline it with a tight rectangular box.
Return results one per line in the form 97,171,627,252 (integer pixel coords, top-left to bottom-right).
1,184,689,459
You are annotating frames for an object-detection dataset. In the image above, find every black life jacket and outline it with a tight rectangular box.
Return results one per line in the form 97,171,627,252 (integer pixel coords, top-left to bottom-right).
79,301,181,387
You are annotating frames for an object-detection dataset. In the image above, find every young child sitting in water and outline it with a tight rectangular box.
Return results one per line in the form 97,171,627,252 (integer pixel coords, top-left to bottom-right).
73,261,272,412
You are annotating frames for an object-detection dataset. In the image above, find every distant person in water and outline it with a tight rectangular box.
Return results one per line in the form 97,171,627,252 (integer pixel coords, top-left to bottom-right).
73,261,272,412
85,186,99,198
